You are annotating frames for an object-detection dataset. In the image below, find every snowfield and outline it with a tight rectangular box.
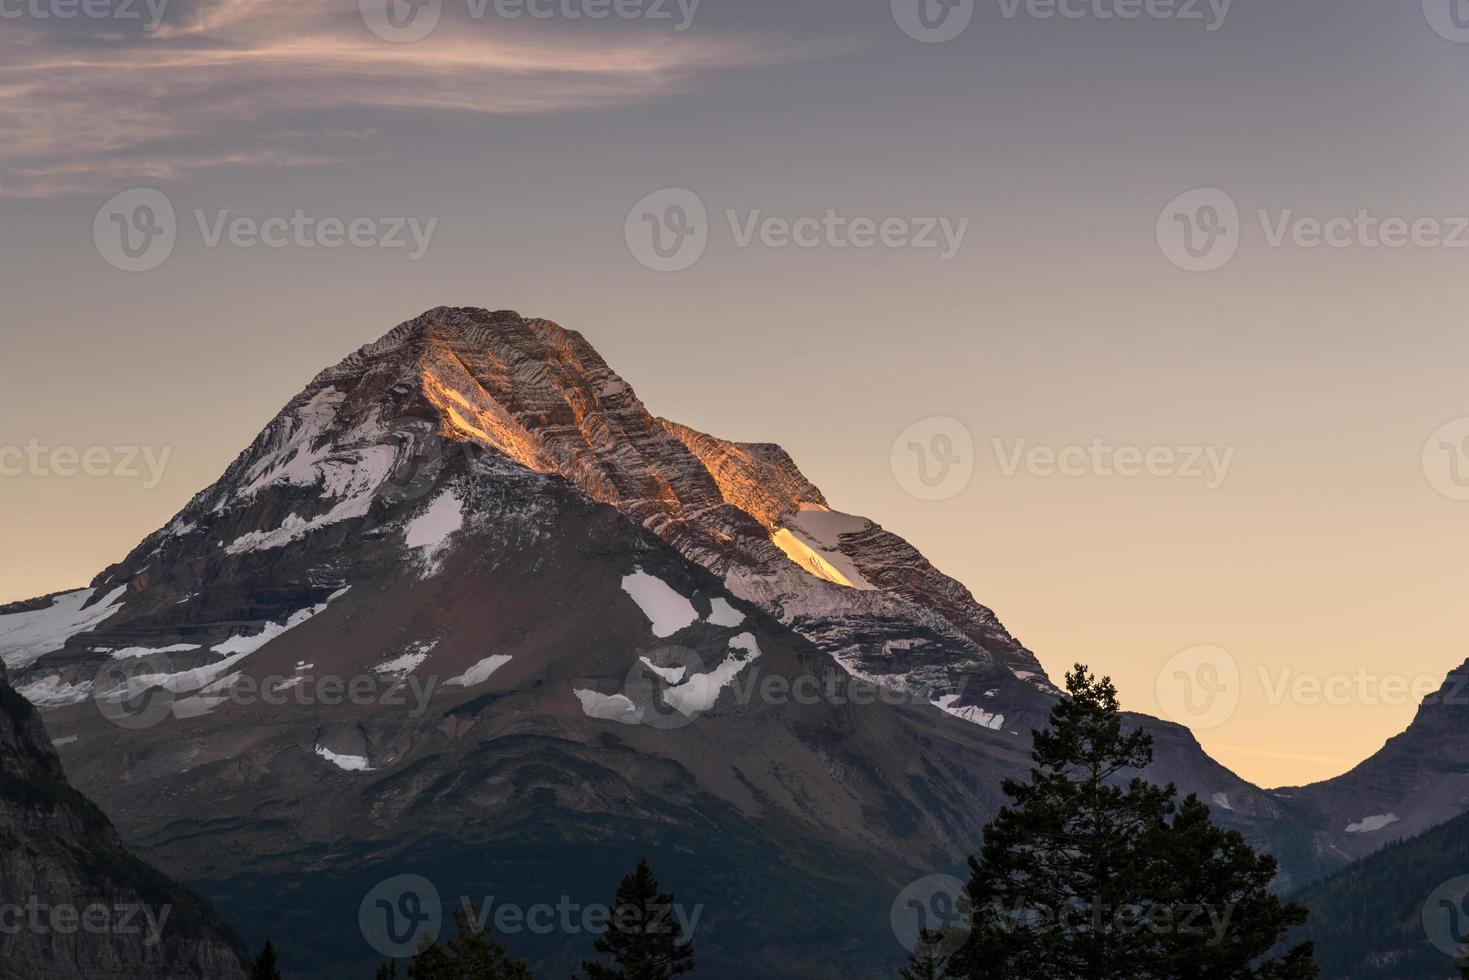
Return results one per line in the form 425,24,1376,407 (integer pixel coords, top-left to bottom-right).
621,570,698,637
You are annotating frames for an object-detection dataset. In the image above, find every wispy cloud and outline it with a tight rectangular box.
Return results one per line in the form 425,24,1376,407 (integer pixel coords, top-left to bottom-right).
0,1,839,197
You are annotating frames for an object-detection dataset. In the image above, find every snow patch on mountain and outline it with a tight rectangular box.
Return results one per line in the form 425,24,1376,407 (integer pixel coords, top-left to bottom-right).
663,632,762,716
1345,813,1399,833
375,641,436,676
213,588,348,657
231,388,348,501
574,689,641,725
404,490,464,577
91,589,353,717
621,570,698,637
639,657,688,684
16,675,94,709
225,495,375,555
315,746,373,772
447,654,512,687
0,586,128,670
112,643,202,659
1212,793,1233,812
935,694,1004,731
770,509,878,591
705,598,745,627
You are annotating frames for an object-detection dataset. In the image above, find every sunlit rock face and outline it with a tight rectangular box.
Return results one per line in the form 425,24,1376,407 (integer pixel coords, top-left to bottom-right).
407,308,1051,690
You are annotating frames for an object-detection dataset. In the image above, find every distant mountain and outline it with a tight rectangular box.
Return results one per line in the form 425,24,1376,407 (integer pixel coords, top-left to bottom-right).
0,660,245,979
1277,660,1469,868
0,308,1349,975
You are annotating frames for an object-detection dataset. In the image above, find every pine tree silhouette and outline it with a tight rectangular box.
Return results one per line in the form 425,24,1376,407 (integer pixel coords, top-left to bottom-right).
249,940,282,980
580,859,695,980
389,905,532,979
947,664,1318,980
899,928,953,980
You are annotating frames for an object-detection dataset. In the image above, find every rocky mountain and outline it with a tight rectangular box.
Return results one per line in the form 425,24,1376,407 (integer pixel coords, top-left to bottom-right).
0,307,1346,975
0,660,246,979
1275,659,1469,871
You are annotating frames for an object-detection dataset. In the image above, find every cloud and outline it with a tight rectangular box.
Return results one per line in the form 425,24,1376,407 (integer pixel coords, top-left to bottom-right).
0,0,838,197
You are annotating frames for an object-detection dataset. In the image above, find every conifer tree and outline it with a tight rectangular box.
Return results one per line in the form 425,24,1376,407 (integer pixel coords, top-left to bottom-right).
899,928,952,980
401,905,533,980
250,940,282,980
947,665,1318,980
581,859,695,980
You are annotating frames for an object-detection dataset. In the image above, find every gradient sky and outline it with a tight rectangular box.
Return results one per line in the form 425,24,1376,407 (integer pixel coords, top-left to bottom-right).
2,0,1467,788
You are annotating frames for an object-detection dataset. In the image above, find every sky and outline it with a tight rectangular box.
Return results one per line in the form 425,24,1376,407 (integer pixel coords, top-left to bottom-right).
2,0,1468,788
